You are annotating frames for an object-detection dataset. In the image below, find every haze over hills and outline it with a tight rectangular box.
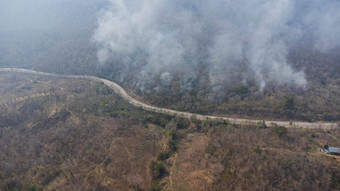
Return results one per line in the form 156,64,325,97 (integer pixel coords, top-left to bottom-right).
1,72,340,191
0,0,340,190
0,0,339,121
0,0,106,74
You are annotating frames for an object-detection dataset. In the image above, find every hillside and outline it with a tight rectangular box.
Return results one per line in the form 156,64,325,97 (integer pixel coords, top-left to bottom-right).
113,47,340,123
1,0,340,124
1,72,340,191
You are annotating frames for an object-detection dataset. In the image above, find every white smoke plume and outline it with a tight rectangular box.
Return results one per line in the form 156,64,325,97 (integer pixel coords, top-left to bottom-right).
92,0,340,91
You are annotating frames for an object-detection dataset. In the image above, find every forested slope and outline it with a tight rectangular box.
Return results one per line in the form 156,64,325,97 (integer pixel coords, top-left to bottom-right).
1,73,340,191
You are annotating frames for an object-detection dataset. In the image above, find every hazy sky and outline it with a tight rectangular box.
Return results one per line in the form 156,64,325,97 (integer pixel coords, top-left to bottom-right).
0,0,339,91
0,0,106,70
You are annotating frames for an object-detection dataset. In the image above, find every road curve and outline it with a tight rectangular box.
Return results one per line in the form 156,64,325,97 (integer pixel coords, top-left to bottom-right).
1,68,338,130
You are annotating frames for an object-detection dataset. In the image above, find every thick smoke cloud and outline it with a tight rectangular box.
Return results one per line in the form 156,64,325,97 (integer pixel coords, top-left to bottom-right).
93,0,340,91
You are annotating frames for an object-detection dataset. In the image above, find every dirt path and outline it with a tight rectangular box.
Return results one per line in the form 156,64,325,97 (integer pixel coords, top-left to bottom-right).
1,68,338,130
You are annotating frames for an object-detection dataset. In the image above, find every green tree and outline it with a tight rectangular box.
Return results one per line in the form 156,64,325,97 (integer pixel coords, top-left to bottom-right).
284,96,294,111
237,86,249,95
150,161,167,179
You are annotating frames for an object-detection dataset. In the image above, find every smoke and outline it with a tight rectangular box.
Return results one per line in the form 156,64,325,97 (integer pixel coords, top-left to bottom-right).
92,0,340,92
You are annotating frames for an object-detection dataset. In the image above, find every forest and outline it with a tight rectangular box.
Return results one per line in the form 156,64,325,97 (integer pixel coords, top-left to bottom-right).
1,0,340,190
0,73,340,190
1,0,339,123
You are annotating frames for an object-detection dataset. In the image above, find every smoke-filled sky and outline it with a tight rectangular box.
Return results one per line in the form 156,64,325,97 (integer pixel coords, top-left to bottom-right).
0,0,339,92
93,0,340,90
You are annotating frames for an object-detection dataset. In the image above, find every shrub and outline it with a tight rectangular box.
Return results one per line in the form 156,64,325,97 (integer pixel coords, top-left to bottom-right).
253,145,261,153
150,183,162,191
256,121,267,129
169,139,178,151
284,96,294,111
150,161,167,180
174,117,190,129
54,109,70,121
205,147,215,155
27,184,44,191
273,126,288,138
28,185,37,191
323,112,334,121
157,150,171,161
237,86,249,96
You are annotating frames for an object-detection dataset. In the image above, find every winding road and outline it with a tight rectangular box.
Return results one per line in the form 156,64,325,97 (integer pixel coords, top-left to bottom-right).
1,68,338,130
